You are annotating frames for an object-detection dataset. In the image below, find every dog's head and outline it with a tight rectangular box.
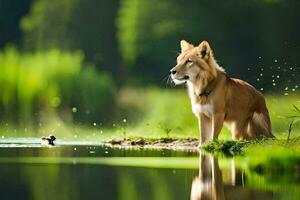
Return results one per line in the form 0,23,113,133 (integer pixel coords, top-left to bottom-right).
170,40,214,85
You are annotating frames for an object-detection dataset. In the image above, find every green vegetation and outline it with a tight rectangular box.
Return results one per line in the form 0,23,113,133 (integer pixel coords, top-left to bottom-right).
103,88,300,156
202,137,300,156
0,47,115,128
19,0,123,82
1,1,300,199
116,88,300,139
287,105,300,141
116,88,199,139
1,86,299,157
117,0,300,87
202,140,249,155
1,0,300,135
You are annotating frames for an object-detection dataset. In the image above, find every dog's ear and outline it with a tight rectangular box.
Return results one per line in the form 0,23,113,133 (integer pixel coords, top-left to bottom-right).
198,41,211,60
180,40,193,52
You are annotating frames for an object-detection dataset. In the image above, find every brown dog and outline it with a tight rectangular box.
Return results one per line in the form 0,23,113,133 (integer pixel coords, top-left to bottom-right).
170,40,273,145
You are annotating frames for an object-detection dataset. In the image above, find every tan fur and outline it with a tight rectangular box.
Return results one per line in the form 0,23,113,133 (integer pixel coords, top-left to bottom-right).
170,40,273,145
190,153,273,200
190,153,225,200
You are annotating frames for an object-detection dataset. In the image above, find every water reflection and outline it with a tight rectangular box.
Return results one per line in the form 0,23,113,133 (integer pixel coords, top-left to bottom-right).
0,142,299,200
190,153,225,200
190,153,274,200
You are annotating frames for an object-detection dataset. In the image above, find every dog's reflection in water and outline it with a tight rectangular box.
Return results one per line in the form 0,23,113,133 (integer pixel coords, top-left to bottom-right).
190,153,225,200
190,153,273,200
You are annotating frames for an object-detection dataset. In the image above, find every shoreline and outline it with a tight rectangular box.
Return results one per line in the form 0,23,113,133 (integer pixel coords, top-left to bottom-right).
105,137,199,151
105,137,299,155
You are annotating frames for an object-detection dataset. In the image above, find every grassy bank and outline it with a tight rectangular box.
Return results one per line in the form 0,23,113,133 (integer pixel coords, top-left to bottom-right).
117,88,300,139
109,88,300,154
1,88,300,153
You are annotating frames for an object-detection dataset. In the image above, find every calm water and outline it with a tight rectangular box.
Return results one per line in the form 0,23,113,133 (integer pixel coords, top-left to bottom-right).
0,138,299,200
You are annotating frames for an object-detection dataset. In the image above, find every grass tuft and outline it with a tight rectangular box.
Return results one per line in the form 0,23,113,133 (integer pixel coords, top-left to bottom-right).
202,140,250,155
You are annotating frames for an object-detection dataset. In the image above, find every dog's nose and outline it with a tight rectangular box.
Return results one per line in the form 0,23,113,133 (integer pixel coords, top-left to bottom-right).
170,70,176,75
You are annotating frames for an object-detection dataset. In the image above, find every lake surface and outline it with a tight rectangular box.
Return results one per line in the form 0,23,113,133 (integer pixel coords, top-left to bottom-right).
0,138,299,200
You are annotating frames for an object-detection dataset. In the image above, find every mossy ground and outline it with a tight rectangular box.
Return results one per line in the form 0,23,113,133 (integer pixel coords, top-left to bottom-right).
202,137,300,155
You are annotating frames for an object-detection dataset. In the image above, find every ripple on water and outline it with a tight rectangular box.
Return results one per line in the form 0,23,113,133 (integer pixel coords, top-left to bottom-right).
0,137,103,148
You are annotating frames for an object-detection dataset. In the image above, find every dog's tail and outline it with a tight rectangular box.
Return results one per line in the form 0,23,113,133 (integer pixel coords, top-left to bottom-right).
251,110,274,138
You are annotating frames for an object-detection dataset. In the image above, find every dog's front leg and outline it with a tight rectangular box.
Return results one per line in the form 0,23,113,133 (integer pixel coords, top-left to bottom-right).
199,114,212,146
212,113,225,140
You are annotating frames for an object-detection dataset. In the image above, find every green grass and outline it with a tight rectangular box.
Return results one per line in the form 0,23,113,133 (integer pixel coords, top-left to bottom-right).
202,137,300,155
114,88,300,154
1,87,300,153
117,88,300,139
202,139,250,155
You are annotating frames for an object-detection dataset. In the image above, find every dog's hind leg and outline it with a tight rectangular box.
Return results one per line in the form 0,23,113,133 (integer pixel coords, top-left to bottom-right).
231,119,248,140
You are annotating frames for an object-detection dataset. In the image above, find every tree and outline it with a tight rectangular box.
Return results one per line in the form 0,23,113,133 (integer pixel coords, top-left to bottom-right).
0,0,30,48
117,0,300,91
20,0,125,85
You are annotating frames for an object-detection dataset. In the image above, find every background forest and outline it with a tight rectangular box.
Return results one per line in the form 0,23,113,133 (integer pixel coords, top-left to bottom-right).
0,0,299,139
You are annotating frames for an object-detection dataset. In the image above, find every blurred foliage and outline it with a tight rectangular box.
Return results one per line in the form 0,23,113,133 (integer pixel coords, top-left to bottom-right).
72,68,115,123
1,0,300,90
115,88,198,138
117,0,182,83
13,0,300,90
0,0,300,133
116,0,181,65
117,0,300,90
20,0,76,50
20,0,125,84
0,47,115,127
116,88,300,139
0,0,30,47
